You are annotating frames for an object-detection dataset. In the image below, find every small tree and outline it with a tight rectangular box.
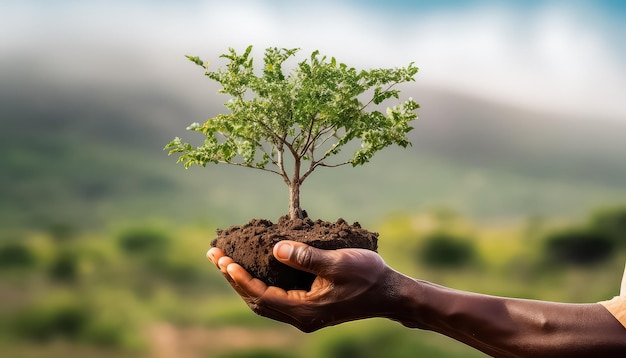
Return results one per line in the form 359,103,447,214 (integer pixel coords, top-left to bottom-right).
165,46,419,220
419,233,478,268
543,228,615,266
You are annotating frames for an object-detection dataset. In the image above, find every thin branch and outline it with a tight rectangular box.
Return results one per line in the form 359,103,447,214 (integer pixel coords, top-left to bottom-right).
300,124,337,178
299,113,317,158
283,137,300,162
308,145,316,163
229,97,286,146
251,116,284,144
316,127,338,148
305,142,317,179
258,144,280,168
300,126,340,182
317,125,335,137
209,123,292,183
276,135,291,185
359,81,400,111
219,161,282,176
315,161,351,168
218,129,281,170
301,159,351,182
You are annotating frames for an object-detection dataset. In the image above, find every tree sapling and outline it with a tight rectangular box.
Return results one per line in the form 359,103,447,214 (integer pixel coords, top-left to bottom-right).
165,46,419,289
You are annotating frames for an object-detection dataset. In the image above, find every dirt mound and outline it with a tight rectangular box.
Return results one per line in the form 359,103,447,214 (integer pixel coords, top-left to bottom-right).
211,215,378,290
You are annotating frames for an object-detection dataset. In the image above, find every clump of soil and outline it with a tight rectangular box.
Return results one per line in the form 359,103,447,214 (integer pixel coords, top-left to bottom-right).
211,214,378,291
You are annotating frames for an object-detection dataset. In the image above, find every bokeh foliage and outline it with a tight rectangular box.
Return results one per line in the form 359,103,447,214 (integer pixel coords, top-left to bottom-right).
1,206,625,357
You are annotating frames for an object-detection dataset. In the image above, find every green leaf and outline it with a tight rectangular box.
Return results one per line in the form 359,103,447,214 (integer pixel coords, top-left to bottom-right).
186,122,202,131
185,55,205,68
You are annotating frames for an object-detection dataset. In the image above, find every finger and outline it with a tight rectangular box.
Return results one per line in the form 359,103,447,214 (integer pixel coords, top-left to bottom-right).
209,256,255,301
206,247,225,267
215,255,237,284
217,255,236,274
226,262,274,298
225,264,309,325
273,241,336,276
207,250,276,307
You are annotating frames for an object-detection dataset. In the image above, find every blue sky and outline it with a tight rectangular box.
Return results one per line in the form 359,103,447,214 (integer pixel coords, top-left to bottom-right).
348,0,626,18
1,0,625,122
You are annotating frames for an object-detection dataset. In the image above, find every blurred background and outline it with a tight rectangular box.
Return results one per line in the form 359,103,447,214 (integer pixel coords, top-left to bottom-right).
1,0,625,356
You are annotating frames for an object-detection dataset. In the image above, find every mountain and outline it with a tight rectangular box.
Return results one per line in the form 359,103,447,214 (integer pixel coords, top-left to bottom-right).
2,71,625,231
410,87,626,189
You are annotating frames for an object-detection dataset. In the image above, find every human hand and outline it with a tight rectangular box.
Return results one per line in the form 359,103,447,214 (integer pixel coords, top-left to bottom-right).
207,240,406,332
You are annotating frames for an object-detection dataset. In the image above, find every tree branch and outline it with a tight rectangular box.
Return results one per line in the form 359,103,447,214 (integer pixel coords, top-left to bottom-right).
301,159,351,183
359,81,400,111
220,161,282,176
283,137,300,163
258,144,280,168
299,113,317,158
276,139,291,186
316,127,338,148
316,161,351,168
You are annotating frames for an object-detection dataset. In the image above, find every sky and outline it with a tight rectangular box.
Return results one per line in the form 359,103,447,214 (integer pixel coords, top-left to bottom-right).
1,0,625,122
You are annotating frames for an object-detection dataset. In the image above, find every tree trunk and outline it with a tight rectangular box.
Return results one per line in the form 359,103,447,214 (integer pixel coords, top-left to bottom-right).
288,180,304,220
287,153,304,220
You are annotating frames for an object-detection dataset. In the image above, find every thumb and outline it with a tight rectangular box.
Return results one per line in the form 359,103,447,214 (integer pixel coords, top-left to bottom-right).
273,240,334,276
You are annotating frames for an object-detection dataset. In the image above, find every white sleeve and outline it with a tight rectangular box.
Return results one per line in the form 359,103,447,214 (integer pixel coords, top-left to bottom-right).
599,263,626,330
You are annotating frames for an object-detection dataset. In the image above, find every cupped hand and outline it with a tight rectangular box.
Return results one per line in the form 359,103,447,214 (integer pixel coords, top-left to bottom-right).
207,240,403,332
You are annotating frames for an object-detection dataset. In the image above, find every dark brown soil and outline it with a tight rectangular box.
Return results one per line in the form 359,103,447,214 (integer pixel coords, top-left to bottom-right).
210,214,378,291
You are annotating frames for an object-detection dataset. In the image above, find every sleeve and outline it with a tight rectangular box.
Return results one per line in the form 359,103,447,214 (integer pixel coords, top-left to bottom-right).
598,263,626,330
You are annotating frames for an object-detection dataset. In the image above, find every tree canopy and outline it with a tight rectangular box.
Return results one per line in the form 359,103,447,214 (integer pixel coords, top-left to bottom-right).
166,46,419,219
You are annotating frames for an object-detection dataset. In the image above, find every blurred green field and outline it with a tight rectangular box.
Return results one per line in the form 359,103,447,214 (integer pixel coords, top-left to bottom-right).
1,205,625,357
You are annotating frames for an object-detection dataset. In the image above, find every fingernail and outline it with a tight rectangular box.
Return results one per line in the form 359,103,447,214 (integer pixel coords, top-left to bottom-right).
218,256,229,269
275,242,293,260
206,250,214,262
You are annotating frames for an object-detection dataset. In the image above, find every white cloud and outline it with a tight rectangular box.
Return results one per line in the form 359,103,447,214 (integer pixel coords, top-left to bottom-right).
2,1,624,121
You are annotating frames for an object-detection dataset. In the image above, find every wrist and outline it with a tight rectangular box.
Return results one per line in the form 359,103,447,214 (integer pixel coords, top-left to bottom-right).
385,273,455,332
382,269,431,329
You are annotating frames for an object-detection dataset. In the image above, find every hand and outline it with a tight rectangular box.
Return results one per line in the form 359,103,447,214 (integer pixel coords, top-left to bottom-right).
207,240,405,332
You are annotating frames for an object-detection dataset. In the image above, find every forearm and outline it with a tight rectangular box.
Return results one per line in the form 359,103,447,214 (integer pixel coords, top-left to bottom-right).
387,273,626,357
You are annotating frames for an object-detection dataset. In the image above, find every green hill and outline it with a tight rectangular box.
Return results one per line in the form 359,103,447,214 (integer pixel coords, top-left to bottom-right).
2,75,626,232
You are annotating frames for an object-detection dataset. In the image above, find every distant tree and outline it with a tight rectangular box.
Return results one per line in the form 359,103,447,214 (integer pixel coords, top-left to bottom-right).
543,228,614,266
419,232,477,268
590,206,626,246
13,303,89,341
49,251,78,282
118,228,169,256
0,243,36,269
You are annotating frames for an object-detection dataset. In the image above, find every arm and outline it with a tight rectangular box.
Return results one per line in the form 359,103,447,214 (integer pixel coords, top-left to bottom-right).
207,241,626,357
397,279,626,357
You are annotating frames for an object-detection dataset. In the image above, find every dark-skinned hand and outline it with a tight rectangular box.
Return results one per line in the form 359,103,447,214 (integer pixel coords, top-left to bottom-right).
206,240,407,332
